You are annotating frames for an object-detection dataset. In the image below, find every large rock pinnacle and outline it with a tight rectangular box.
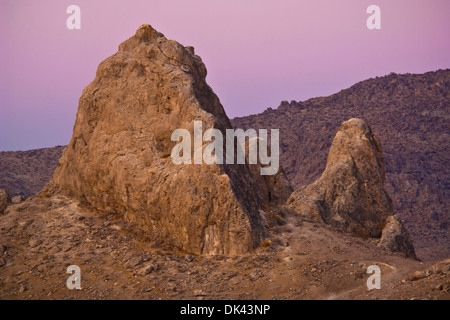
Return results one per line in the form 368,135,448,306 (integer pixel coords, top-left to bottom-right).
287,118,416,257
42,24,271,255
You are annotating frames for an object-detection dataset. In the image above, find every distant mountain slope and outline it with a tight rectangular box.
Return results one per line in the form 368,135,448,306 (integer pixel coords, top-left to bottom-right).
0,146,64,198
232,70,450,262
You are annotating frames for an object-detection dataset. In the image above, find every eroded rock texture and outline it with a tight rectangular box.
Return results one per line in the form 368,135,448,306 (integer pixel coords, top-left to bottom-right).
378,216,417,259
42,25,273,255
287,118,416,257
0,189,11,215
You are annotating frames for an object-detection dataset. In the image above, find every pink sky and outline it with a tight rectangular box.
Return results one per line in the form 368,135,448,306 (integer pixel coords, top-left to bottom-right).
0,0,449,150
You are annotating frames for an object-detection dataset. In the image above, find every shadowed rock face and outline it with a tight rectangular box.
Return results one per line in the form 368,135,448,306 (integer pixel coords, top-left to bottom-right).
288,118,393,237
0,189,11,215
378,216,417,259
240,138,293,205
41,24,272,255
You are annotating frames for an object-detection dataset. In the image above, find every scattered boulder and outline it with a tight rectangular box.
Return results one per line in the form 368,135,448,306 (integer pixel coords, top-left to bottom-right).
41,24,269,255
275,237,289,247
378,216,417,259
28,238,43,249
433,284,443,291
409,271,428,281
11,195,25,204
0,189,11,215
137,262,160,275
287,119,393,238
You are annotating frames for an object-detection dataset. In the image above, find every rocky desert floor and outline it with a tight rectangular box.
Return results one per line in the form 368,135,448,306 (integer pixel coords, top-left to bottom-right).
0,195,448,300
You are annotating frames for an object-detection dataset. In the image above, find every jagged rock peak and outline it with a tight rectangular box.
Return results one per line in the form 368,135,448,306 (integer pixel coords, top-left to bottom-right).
41,24,273,255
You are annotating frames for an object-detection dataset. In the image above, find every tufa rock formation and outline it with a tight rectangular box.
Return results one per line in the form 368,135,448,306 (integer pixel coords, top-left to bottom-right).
41,24,292,255
0,189,11,215
287,118,392,237
287,118,415,257
378,216,417,259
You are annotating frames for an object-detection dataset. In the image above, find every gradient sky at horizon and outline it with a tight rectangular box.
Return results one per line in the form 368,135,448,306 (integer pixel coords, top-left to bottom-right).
0,0,449,151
